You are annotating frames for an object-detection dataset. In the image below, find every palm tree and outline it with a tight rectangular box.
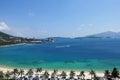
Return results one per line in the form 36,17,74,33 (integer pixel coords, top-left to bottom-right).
111,67,119,79
12,68,19,79
51,69,58,79
36,68,42,73
77,71,85,80
5,71,11,80
35,68,42,78
60,71,67,79
53,69,58,74
12,68,19,75
51,72,56,79
0,71,4,79
104,70,111,79
19,69,24,79
89,70,96,80
26,69,33,79
42,70,49,80
69,70,75,79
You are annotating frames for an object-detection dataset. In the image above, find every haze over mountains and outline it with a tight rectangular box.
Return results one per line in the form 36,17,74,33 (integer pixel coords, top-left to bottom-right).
1,31,120,44
85,31,120,38
74,31,120,39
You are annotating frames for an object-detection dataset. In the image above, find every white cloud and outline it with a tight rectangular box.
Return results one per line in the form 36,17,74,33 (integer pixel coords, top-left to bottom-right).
0,22,10,31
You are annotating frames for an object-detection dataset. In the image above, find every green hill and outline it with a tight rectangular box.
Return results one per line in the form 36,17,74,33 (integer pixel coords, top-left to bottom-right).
0,31,11,37
0,32,24,46
0,31,53,46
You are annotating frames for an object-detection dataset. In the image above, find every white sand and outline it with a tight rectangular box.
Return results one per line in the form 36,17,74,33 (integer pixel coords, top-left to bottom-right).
0,66,104,79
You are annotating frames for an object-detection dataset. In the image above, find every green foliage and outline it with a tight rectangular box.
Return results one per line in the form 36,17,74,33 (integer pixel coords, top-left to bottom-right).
104,70,111,78
61,71,67,79
36,68,42,73
0,71,4,79
70,70,75,79
43,70,49,79
19,69,24,78
111,67,119,78
5,71,11,79
0,31,50,46
0,67,119,80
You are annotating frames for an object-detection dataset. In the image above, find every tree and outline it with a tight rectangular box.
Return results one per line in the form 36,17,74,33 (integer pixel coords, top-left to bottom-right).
19,69,24,79
69,70,75,79
36,68,42,77
53,69,58,74
0,71,4,79
77,71,85,80
36,68,42,73
104,70,111,79
111,67,119,79
5,71,11,80
12,68,19,79
27,69,33,79
51,72,56,79
51,69,58,79
60,71,67,79
12,68,19,76
89,70,96,80
42,70,49,79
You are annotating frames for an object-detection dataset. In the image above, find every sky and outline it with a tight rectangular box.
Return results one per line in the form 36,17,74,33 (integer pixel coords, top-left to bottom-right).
0,0,120,38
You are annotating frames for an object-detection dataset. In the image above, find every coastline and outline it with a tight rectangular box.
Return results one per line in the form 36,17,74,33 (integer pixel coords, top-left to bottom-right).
0,43,27,48
0,65,104,79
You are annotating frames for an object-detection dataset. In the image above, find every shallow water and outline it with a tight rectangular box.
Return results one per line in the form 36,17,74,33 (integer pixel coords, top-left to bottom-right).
0,38,120,71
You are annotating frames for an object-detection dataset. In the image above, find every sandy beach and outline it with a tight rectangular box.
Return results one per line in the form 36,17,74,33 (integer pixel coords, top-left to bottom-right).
0,66,104,79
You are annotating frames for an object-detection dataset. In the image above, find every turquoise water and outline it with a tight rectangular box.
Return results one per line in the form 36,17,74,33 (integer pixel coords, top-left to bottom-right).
0,38,120,71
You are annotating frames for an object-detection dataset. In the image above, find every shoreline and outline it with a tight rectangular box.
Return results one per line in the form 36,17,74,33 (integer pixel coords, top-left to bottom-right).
0,43,27,48
0,64,105,72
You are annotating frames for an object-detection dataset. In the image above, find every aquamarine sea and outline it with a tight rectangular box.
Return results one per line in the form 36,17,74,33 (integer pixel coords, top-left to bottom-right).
0,38,120,71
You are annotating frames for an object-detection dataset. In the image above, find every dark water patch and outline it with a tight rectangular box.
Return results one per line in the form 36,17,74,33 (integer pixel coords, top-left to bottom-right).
64,61,75,63
76,59,89,63
85,64,93,67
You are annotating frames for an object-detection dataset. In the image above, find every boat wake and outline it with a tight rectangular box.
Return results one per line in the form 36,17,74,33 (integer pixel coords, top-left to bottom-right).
55,45,70,48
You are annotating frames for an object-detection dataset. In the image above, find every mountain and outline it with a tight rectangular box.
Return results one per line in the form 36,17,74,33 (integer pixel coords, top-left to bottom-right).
0,31,26,46
76,31,120,39
0,31,52,46
0,32,12,38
